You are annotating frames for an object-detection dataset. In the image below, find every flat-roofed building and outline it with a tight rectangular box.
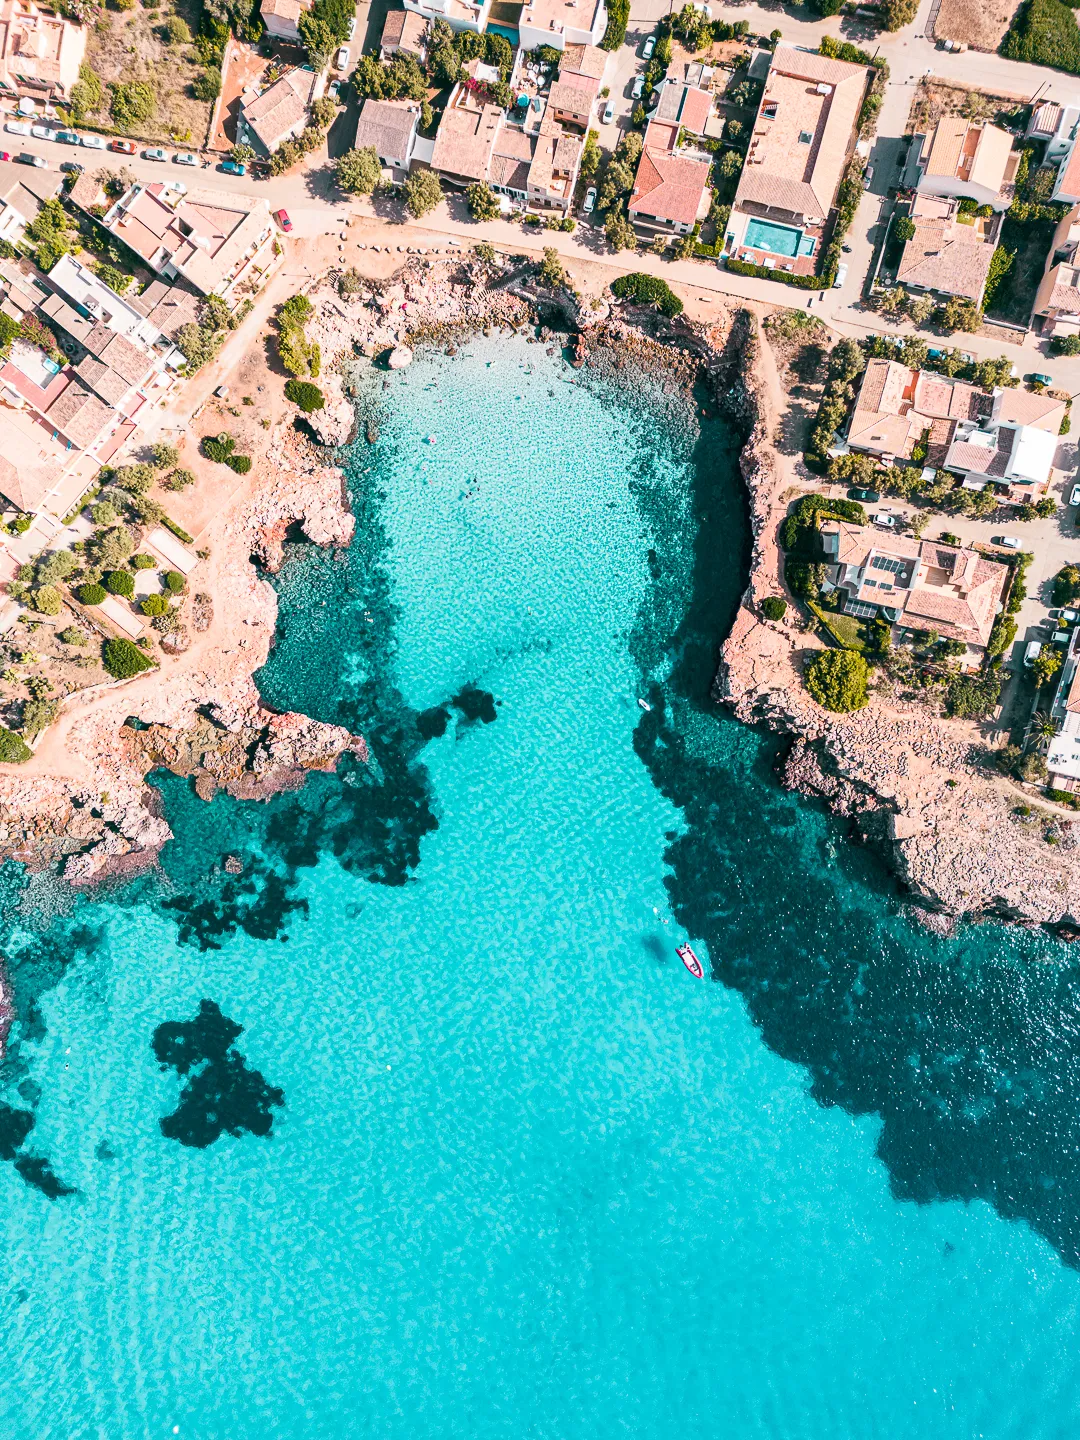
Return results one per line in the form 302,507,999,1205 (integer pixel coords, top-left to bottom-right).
897,192,1001,305
821,519,1008,655
1047,628,1080,790
518,0,607,51
380,8,428,59
914,118,1018,212
0,0,86,101
726,45,870,272
102,182,276,300
402,0,491,35
649,79,712,136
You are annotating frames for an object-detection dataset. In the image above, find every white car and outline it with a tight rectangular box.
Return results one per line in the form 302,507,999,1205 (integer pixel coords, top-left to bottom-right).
833,262,848,288
602,99,614,124
30,124,56,141
1070,483,1080,506
174,152,198,166
79,132,106,149
583,186,596,213
1025,640,1043,667
335,45,350,70
631,76,644,100
4,121,30,136
346,15,356,37
873,513,898,528
995,535,1023,550
643,35,656,59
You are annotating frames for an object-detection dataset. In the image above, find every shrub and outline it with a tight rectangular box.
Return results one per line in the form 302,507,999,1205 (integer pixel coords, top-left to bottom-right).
893,216,916,242
20,698,57,740
163,571,186,593
334,147,382,196
165,468,196,491
1002,0,1080,74
1053,564,1080,606
538,246,566,289
150,442,180,470
987,614,1017,657
883,0,918,26
192,69,222,102
610,272,683,316
806,649,869,712
0,727,32,763
130,553,156,570
201,432,235,463
466,181,501,222
945,672,1002,718
30,586,62,616
601,0,629,49
102,638,153,679
760,596,787,621
1051,334,1080,356
604,208,638,252
166,14,191,43
91,500,119,525
110,80,155,128
75,583,106,605
58,627,87,646
141,593,169,616
404,170,443,218
104,569,135,597
113,463,153,494
283,379,326,412
225,454,252,474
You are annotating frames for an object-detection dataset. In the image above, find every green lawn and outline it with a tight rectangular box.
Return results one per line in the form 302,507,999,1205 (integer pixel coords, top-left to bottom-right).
809,600,867,651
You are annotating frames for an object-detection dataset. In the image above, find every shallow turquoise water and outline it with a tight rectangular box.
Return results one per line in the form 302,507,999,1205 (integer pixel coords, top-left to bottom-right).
0,338,1079,1437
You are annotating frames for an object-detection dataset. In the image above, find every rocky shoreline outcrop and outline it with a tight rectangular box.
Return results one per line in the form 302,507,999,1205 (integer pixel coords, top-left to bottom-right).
714,314,1080,933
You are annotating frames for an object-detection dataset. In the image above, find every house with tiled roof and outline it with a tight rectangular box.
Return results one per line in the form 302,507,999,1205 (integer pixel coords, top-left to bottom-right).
403,0,491,36
649,79,713,137
896,193,1002,305
845,357,1065,502
517,0,607,52
725,44,869,275
1033,205,1080,337
380,8,428,60
430,80,504,186
0,0,85,103
260,0,312,42
239,66,319,158
913,118,1018,212
547,75,597,130
527,111,582,214
820,519,1009,656
628,143,711,236
0,165,59,245
354,98,422,174
1047,628,1080,789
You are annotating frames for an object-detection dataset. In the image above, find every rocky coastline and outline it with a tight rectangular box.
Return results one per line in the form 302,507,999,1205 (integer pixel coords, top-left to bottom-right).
714,314,1080,935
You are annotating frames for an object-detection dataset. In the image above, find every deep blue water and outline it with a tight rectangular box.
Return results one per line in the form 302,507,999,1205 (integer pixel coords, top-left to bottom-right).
0,338,1079,1437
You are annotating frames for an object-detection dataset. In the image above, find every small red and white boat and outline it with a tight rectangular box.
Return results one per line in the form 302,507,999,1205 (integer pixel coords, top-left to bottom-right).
676,943,704,979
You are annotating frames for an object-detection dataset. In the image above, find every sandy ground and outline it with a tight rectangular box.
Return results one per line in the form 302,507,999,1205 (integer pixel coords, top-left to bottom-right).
932,0,1022,53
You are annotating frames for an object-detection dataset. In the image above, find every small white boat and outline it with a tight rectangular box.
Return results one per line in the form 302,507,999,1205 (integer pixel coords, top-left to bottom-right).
677,943,704,979
638,698,652,712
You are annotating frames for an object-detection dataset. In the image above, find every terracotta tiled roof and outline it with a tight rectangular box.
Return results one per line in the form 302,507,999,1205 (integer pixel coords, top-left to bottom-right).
629,146,710,225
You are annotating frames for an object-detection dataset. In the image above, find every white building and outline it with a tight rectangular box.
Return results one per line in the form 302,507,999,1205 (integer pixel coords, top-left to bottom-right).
518,0,607,51
402,0,491,35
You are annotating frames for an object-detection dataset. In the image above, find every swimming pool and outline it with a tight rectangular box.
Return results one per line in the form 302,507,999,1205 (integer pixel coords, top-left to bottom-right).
744,218,814,258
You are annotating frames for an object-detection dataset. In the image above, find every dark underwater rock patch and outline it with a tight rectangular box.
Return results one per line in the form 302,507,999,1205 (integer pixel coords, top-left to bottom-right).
152,1000,284,1149
0,1101,75,1200
451,685,497,726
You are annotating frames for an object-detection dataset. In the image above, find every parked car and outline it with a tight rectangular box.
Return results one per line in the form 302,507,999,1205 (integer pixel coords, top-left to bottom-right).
583,186,596,213
327,80,341,101
173,151,197,166
346,14,356,37
1025,640,1043,667
873,513,898,528
15,153,46,167
143,147,167,161
643,34,656,58
862,165,873,189
994,535,1023,550
220,159,246,175
110,139,137,154
1070,483,1080,506
0,153,9,163
602,99,615,124
274,208,292,232
334,45,350,70
55,130,79,145
29,124,55,141
631,75,644,99
59,160,82,174
833,262,848,288
1027,372,1053,387
849,487,881,502
79,133,107,149
2,122,28,136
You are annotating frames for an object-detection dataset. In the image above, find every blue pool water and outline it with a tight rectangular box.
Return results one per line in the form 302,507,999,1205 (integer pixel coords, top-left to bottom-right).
1,338,1080,1436
744,217,805,257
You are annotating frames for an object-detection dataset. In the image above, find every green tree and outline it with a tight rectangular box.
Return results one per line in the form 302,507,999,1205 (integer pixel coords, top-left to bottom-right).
75,583,106,605
604,208,637,252
0,727,32,763
87,525,133,572
102,638,153,679
1031,710,1060,752
907,294,936,325
192,69,222,103
141,593,169,616
283,379,325,411
104,569,135,597
883,0,918,27
538,246,566,289
466,181,501,222
760,596,787,621
150,442,180,471
1032,647,1063,687
165,468,196,491
1036,496,1058,518
20,697,57,740
1053,564,1080,606
334,146,382,196
403,170,443,218
34,549,76,585
805,649,869,712
299,12,337,66
29,586,62,616
311,96,338,130
940,296,982,333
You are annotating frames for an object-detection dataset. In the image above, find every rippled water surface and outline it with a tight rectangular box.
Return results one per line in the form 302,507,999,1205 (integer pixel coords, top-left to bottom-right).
1,338,1080,1438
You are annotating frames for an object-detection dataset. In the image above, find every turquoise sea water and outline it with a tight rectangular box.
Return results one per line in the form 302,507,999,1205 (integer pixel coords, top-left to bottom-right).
1,338,1080,1437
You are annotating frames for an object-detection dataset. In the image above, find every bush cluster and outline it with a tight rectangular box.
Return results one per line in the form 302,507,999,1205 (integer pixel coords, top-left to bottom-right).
275,294,320,379
806,649,869,712
102,638,153,679
807,339,866,460
75,582,106,605
610,272,683,317
284,379,326,413
1002,0,1080,75
104,569,134,597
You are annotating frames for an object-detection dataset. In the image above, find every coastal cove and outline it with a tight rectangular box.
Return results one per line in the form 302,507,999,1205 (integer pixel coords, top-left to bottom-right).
0,339,1079,1436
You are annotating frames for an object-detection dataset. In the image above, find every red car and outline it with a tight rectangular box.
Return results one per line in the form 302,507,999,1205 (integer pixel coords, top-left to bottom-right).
110,139,137,155
0,152,9,162
274,208,292,232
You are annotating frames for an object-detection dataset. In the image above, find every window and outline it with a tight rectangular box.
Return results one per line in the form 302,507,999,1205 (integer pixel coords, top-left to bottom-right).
798,131,813,145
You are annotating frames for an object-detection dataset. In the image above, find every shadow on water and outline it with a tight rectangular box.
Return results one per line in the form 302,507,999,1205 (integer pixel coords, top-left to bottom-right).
635,389,1080,1271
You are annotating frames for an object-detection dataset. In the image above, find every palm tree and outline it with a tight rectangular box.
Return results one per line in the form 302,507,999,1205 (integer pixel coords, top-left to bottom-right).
1031,711,1060,753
